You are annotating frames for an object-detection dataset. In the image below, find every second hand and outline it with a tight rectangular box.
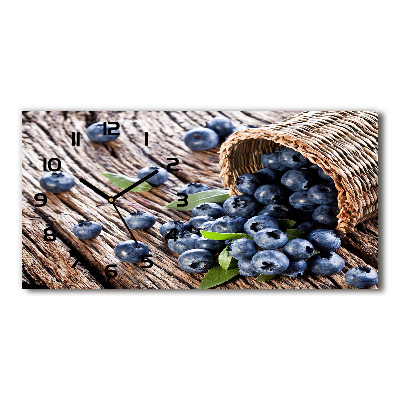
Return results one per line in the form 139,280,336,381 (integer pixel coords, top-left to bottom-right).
113,203,137,243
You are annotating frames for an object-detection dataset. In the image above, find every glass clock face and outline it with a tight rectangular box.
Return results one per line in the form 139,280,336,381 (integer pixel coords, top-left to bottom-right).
22,111,378,290
22,110,238,289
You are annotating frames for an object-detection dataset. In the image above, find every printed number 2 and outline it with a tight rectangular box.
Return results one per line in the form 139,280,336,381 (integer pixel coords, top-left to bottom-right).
177,193,188,207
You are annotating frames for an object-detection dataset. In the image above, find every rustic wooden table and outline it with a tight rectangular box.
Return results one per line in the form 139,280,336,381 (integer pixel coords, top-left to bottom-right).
22,111,378,289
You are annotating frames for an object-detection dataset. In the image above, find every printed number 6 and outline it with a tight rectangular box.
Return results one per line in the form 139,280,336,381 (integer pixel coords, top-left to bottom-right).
177,193,188,207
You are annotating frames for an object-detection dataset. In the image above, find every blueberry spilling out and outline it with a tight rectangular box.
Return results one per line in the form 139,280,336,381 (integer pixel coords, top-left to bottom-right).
160,144,348,287
73,220,102,240
235,173,262,195
40,171,75,193
192,202,223,219
206,117,234,139
137,166,169,186
160,220,189,237
345,266,378,288
178,183,211,195
126,211,156,230
114,240,150,263
178,249,215,273
183,128,219,151
223,195,261,219
86,122,120,143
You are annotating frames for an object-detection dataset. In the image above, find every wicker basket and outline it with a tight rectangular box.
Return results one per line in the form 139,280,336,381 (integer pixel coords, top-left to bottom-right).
219,111,378,235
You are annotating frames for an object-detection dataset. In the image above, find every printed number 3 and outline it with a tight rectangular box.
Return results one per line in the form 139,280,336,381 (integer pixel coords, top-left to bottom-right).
177,193,188,207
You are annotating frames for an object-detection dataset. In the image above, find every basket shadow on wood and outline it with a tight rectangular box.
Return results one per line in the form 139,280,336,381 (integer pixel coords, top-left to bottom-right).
219,111,378,236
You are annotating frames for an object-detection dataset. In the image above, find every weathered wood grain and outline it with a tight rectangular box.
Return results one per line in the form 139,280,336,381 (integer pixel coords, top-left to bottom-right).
22,111,378,289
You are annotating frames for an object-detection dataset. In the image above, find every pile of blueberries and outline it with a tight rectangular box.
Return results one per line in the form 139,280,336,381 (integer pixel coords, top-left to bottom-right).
159,146,378,288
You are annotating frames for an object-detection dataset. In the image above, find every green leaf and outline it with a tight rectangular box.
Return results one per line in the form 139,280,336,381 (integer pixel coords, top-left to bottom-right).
285,229,307,241
309,250,320,258
218,247,238,270
200,231,248,240
166,189,230,211
277,219,297,231
256,274,274,282
103,173,152,192
198,266,240,289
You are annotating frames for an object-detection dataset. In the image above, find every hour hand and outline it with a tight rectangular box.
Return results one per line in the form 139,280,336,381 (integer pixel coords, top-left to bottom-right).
79,178,112,201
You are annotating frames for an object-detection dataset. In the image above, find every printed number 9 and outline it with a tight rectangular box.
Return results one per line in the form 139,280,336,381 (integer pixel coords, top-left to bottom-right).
34,193,47,207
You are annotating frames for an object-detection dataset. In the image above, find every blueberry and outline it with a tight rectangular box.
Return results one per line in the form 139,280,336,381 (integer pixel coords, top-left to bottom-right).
183,128,219,151
345,266,378,288
72,220,102,239
235,173,262,195
279,147,310,168
307,184,337,204
281,259,308,277
238,258,258,276
137,166,169,186
254,184,287,205
307,229,341,252
212,216,246,233
289,190,317,213
223,195,261,219
228,238,258,260
198,221,215,232
258,204,294,219
281,169,316,191
178,249,215,274
295,221,323,234
254,228,288,250
196,237,225,252
39,171,75,193
283,239,314,260
318,168,333,182
206,117,234,139
254,168,279,184
168,231,199,254
114,240,150,263
125,211,156,230
233,124,258,133
312,205,339,227
86,122,120,143
159,220,189,237
261,151,287,171
251,250,290,275
188,216,215,231
178,183,211,195
308,252,345,275
244,215,279,238
192,202,223,219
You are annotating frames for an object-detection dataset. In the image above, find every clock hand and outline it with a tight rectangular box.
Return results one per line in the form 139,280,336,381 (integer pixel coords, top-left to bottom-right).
112,170,158,201
79,178,112,201
113,203,137,242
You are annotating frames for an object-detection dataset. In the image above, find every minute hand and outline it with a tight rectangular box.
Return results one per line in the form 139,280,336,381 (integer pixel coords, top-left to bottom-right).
112,170,158,201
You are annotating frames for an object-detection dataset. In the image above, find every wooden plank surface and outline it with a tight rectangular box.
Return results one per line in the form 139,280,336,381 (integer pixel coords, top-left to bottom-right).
22,111,378,289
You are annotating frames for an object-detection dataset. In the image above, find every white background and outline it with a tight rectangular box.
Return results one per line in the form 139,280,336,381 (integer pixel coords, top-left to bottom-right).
1,1,397,399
